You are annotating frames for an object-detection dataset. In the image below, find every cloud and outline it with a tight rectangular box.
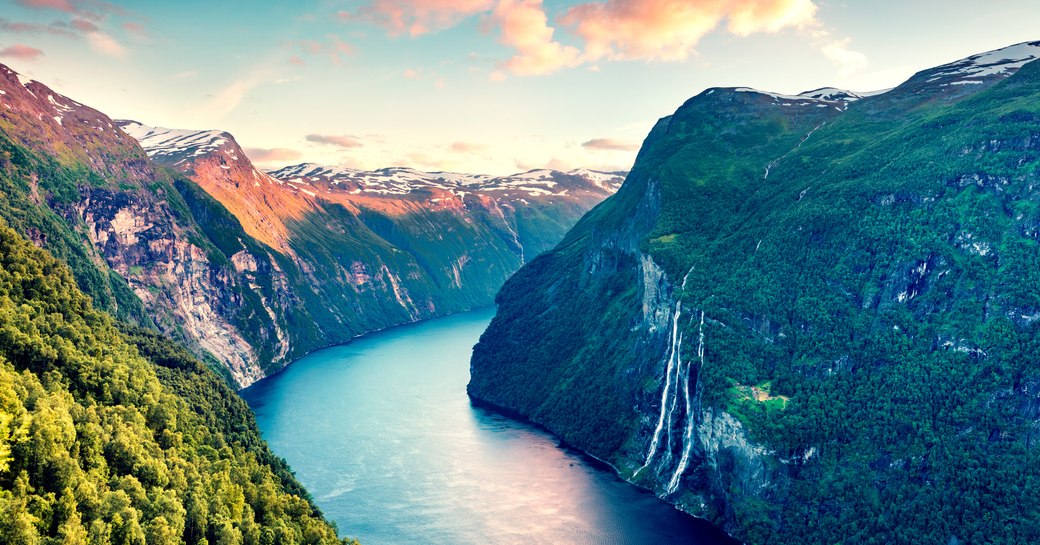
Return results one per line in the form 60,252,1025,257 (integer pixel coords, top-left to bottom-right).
403,68,421,79
70,17,98,32
199,74,267,119
15,0,76,13
122,21,148,38
289,35,354,66
15,0,130,22
171,69,197,79
450,141,486,153
582,138,638,151
244,147,304,163
84,30,126,56
491,0,580,77
306,134,364,148
820,38,867,75
345,0,494,36
0,44,44,60
561,0,817,62
0,17,78,38
2,8,131,58
338,0,854,79
328,35,353,54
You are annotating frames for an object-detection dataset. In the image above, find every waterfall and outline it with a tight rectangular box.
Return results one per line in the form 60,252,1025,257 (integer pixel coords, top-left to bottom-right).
667,311,704,493
635,301,682,475
661,330,684,466
636,265,701,484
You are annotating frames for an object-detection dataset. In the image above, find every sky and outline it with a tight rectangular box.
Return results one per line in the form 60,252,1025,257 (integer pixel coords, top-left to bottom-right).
1,0,1040,175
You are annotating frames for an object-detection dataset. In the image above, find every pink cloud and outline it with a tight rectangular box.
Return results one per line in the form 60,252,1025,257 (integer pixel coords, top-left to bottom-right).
70,17,98,32
0,44,44,60
288,55,306,66
15,0,76,12
244,147,304,163
491,0,580,77
329,35,353,54
0,17,78,38
306,134,364,149
84,30,126,57
122,21,148,38
561,0,818,62
451,141,486,153
335,0,829,77
289,36,354,65
346,0,493,36
582,138,638,151
16,0,130,20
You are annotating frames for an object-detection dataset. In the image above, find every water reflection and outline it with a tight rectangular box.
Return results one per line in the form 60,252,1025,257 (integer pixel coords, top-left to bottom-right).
242,308,734,545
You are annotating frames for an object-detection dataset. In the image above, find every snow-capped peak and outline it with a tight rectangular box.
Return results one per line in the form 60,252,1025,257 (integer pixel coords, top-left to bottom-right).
926,40,1040,85
730,86,874,110
118,121,231,159
267,163,623,199
797,87,863,101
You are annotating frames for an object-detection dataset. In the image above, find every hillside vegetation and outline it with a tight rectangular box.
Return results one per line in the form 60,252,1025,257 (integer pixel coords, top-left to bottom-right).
471,44,1040,544
0,220,354,545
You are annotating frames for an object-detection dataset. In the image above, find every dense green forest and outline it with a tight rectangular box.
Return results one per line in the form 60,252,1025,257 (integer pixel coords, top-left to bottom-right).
471,49,1040,544
0,219,354,544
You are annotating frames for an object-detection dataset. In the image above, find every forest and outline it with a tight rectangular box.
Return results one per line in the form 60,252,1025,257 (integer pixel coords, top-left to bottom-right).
0,219,355,544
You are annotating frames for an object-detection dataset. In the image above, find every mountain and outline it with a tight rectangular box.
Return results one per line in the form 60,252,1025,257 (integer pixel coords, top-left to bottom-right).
469,40,1040,544
0,217,354,544
0,61,620,387
116,119,620,386
0,63,284,385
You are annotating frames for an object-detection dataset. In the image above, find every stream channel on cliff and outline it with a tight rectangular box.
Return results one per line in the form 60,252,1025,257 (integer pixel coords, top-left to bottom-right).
242,308,735,545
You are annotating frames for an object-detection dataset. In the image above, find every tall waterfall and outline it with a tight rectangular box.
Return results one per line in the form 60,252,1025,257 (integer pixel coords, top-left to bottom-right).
636,301,683,475
667,311,704,493
639,265,704,493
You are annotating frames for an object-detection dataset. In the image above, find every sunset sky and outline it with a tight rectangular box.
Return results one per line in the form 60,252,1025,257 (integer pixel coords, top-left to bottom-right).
2,0,1040,175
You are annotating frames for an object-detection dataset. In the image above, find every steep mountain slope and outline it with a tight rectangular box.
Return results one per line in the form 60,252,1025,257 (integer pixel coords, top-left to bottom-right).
470,40,1040,544
0,64,289,386
115,118,620,385
0,219,353,544
0,61,620,387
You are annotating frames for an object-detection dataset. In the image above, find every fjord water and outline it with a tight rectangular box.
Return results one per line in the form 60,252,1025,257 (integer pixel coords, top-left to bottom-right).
242,308,733,545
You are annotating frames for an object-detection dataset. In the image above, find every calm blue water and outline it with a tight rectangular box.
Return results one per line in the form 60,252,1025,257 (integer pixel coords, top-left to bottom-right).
242,308,734,545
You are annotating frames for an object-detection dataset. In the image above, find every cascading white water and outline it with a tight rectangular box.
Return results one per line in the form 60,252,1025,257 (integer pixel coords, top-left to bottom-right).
667,311,704,493
635,301,682,475
662,329,686,463
637,265,701,484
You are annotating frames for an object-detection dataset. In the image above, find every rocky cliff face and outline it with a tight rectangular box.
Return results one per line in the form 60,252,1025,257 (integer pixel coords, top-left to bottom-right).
0,62,623,388
0,64,291,385
114,120,624,386
470,41,1040,544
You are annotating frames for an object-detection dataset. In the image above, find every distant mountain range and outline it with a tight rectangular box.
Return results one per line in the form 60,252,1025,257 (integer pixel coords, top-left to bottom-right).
470,40,1040,544
0,64,621,386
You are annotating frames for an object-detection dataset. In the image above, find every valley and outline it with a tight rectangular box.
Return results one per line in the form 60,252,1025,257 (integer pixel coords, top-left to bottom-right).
1,2,1039,542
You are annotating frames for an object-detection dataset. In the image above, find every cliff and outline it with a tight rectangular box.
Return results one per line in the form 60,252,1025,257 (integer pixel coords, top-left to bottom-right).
470,41,1040,544
0,63,620,387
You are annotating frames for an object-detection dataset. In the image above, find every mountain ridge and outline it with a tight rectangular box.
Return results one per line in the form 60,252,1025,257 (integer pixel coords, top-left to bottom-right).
469,39,1040,544
0,63,621,387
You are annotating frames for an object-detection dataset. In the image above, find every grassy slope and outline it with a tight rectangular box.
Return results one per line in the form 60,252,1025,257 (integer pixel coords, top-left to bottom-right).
472,62,1040,544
